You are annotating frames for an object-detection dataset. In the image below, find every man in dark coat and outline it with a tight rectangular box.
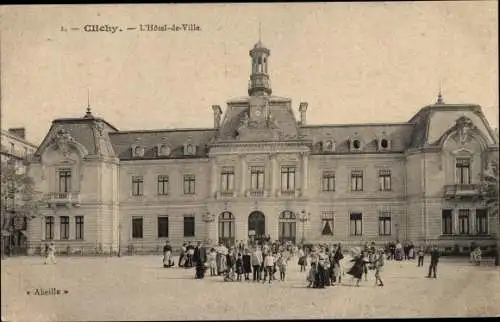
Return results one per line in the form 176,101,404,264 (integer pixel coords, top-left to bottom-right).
426,245,440,278
194,241,207,279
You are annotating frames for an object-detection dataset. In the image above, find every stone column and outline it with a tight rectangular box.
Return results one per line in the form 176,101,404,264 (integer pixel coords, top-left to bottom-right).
210,158,217,198
470,209,476,235
270,153,277,196
203,213,218,246
41,216,46,241
453,208,459,234
301,152,309,196
269,214,279,242
54,216,60,240
240,154,247,197
69,216,76,240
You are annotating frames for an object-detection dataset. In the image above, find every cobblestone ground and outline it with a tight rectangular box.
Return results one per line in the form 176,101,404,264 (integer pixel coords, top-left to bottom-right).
2,255,499,321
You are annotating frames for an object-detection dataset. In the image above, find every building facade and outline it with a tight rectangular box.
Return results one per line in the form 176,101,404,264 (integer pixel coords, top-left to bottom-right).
1,128,38,255
26,41,499,254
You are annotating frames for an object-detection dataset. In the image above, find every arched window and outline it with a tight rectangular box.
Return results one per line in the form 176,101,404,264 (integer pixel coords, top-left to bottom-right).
279,211,297,243
218,211,235,245
257,57,263,72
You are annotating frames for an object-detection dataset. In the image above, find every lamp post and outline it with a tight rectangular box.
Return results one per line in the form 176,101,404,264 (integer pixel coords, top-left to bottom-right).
117,224,122,257
298,210,309,245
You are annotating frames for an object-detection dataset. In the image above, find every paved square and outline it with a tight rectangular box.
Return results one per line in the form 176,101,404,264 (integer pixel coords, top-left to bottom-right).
2,255,499,321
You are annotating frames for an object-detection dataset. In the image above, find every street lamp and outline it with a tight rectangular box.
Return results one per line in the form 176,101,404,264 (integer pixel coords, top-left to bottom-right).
117,224,122,257
298,210,309,245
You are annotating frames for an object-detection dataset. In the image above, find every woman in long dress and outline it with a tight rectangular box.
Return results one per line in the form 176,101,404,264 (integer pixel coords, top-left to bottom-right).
347,253,368,287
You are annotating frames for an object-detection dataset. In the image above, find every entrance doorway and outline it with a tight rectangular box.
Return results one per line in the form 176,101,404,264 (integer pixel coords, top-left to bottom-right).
248,211,266,245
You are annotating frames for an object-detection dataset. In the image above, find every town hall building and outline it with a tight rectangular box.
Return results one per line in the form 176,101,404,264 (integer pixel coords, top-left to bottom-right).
26,39,499,254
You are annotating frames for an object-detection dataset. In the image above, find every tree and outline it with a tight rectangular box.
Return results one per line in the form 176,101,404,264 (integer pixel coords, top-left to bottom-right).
1,159,44,258
480,160,499,266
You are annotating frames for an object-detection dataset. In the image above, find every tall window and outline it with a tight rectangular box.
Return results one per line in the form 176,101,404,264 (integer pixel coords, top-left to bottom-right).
75,216,84,240
475,209,488,235
279,211,297,241
131,176,143,196
45,216,54,240
220,167,235,192
458,209,470,234
349,213,363,236
157,216,169,238
378,212,391,236
132,217,143,239
157,175,169,195
350,170,363,192
378,169,392,191
60,216,69,240
218,212,235,242
321,212,334,235
183,216,195,237
58,168,72,193
250,167,265,191
281,166,296,192
456,158,471,184
183,175,196,194
322,172,335,192
442,209,453,235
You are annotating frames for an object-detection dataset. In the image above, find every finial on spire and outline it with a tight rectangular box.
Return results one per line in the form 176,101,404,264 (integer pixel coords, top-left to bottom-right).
436,82,444,105
259,21,262,42
84,88,94,118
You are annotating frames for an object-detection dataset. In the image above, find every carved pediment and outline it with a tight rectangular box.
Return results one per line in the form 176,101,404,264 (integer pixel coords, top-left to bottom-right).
455,116,476,145
48,129,88,157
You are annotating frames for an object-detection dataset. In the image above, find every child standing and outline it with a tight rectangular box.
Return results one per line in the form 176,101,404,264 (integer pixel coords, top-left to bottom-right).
242,249,252,281
235,253,244,281
44,242,57,265
277,251,288,281
207,248,217,276
374,249,385,287
263,252,275,284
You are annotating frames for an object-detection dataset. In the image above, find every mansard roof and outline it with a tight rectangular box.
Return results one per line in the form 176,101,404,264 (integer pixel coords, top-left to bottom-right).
35,117,117,158
109,128,217,160
300,122,414,153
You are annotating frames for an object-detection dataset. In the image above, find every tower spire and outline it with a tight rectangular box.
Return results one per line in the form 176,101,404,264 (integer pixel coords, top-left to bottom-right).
248,31,271,96
84,88,94,118
258,21,262,43
436,81,444,105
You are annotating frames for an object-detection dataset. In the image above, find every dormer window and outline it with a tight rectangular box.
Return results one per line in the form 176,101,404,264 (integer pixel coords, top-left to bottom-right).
132,145,145,158
349,134,364,152
183,139,197,156
377,134,391,152
157,144,171,157
322,140,335,153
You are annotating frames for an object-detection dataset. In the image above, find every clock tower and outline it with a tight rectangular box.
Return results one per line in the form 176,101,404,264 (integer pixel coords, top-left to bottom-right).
248,40,272,97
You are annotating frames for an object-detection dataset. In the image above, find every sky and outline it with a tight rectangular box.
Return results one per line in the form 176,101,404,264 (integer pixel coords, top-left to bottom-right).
0,2,498,145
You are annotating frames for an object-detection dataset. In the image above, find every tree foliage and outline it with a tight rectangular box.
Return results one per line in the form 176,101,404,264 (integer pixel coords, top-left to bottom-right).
1,159,43,233
481,159,499,221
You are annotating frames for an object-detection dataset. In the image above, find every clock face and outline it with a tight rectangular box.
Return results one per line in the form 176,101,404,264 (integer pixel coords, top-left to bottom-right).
255,110,261,117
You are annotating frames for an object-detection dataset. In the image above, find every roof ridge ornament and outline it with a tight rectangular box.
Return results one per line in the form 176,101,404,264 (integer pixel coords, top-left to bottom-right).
83,89,95,119
435,81,445,105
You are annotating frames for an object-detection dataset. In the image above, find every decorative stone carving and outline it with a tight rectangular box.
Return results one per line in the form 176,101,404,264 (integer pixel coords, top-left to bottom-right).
322,140,335,153
95,122,104,136
202,212,216,223
455,116,476,145
377,132,391,151
49,128,88,157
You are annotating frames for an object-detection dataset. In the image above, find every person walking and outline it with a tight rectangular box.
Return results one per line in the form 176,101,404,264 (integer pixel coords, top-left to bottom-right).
163,240,173,268
373,249,385,287
44,242,57,265
426,245,440,279
417,246,425,267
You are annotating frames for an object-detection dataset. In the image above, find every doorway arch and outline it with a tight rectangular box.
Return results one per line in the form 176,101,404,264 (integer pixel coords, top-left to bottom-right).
279,210,297,244
248,211,266,243
218,211,235,246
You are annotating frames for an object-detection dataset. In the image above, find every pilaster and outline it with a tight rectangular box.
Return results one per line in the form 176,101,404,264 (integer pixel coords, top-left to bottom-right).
239,154,247,196
301,152,309,196
210,158,217,198
54,216,60,240
270,153,277,196
69,216,76,240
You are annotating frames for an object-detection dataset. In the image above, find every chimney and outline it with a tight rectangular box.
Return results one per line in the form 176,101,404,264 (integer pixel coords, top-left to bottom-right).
212,105,222,128
8,127,26,139
298,102,308,125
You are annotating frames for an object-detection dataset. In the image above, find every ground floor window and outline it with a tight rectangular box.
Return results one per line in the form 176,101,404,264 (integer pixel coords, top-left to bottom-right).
349,213,362,236
378,214,391,236
75,216,84,240
45,216,54,240
184,216,195,237
132,217,143,239
475,209,488,235
158,216,169,238
442,209,453,235
458,209,470,234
